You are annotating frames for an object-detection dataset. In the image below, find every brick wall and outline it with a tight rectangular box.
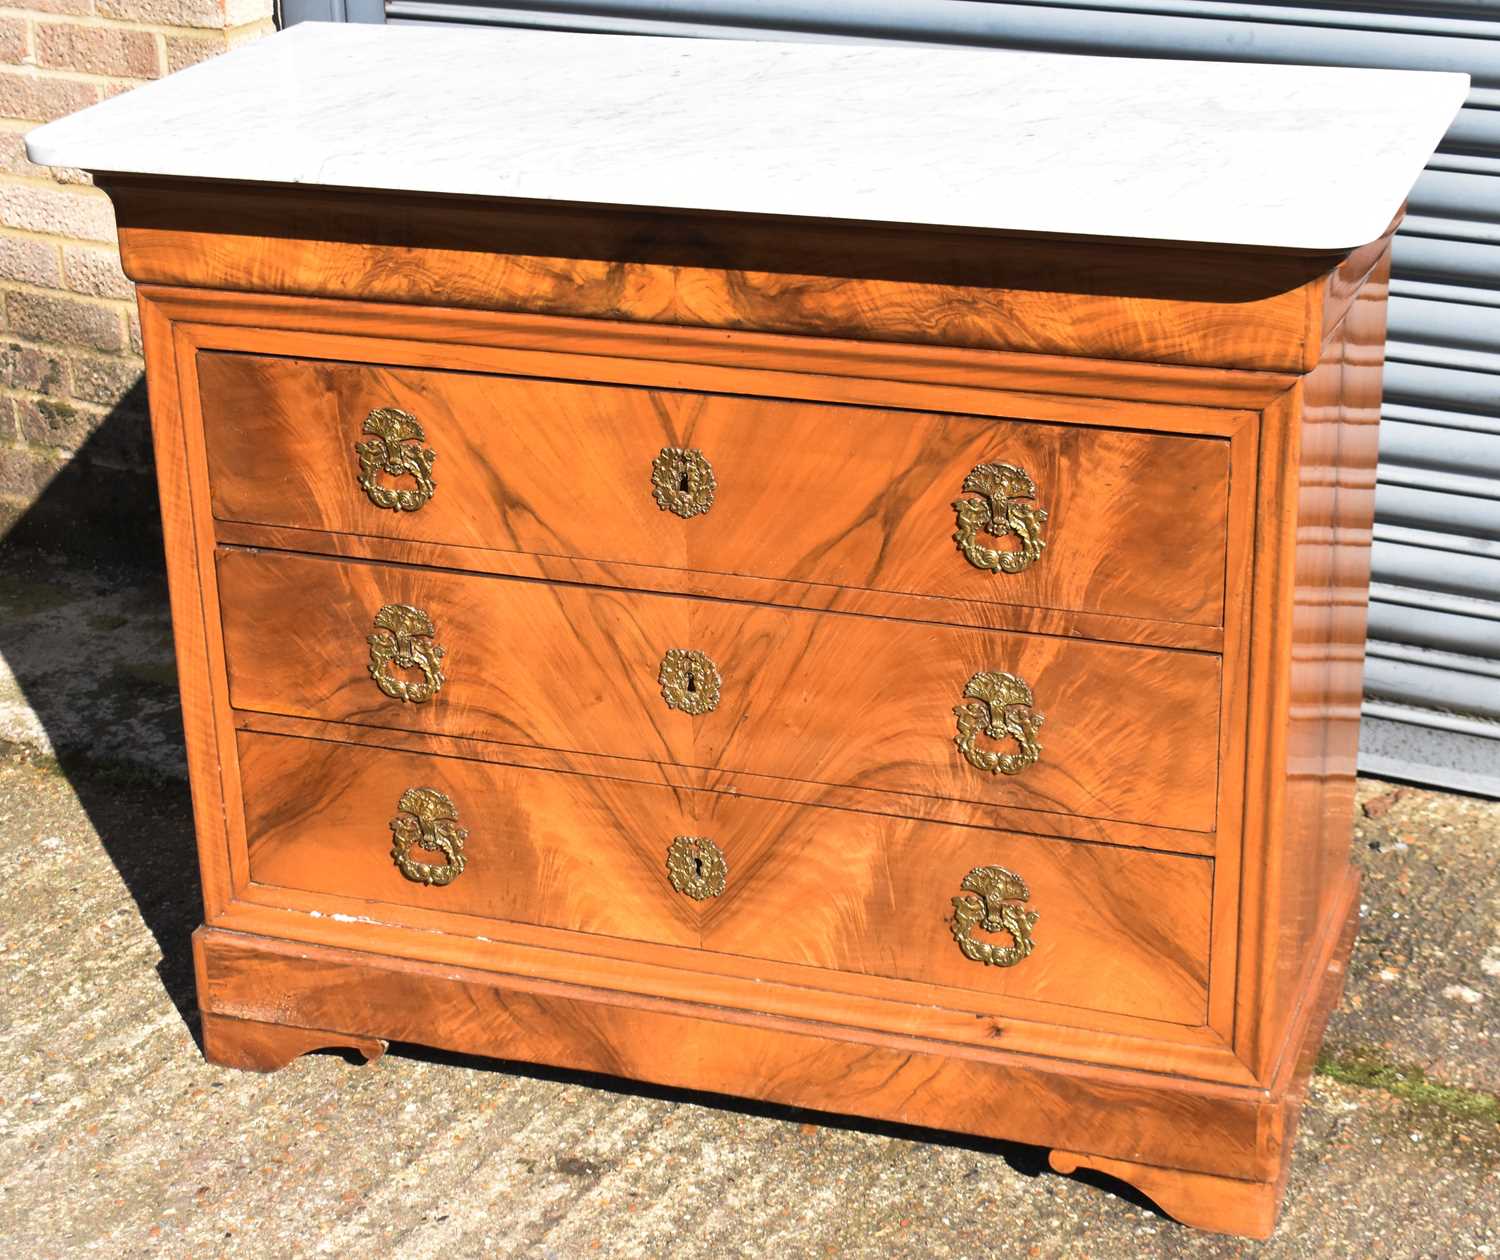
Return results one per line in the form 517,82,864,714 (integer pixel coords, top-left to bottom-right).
0,0,272,558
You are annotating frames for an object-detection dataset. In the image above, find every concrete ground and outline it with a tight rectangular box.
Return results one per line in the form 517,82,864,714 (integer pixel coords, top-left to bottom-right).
0,547,1495,1260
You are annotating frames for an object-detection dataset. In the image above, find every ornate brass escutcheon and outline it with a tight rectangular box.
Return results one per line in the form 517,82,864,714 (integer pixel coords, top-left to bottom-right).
658,648,722,716
388,786,468,886
367,603,446,704
651,446,717,519
952,462,1048,574
666,835,728,900
950,865,1038,967
355,407,437,512
954,670,1044,776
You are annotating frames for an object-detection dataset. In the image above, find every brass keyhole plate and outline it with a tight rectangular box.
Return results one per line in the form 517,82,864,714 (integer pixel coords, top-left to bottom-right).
658,648,722,716
651,446,716,519
666,835,727,900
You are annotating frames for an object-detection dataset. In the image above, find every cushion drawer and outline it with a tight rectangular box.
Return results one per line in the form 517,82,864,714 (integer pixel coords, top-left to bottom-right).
238,730,1212,1025
218,548,1221,833
198,351,1230,629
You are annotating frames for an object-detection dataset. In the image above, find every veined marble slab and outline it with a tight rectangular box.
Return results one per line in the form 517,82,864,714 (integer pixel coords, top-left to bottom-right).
26,22,1467,251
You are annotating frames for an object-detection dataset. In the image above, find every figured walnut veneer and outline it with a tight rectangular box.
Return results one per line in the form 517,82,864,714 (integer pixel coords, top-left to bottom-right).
216,547,1222,834
196,350,1231,629
119,177,1388,1238
236,730,1214,1025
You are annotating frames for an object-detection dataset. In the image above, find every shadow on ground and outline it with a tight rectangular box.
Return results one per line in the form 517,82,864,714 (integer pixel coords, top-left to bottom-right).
389,1039,1160,1214
0,403,201,1023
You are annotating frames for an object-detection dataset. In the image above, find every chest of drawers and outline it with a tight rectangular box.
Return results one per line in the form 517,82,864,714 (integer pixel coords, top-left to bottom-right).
27,24,1467,1240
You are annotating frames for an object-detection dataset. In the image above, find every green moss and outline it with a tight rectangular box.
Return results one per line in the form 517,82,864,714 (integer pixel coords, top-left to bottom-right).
0,572,73,616
1317,1047,1499,1121
115,661,177,687
36,399,78,422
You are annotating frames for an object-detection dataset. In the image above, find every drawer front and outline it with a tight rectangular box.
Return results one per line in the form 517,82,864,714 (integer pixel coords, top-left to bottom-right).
218,549,1220,832
239,731,1213,1025
199,351,1230,628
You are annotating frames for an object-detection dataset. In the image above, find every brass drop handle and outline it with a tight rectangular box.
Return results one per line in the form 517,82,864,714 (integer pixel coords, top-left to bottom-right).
356,406,436,512
666,835,727,900
658,648,722,716
651,446,717,519
954,670,1044,776
951,865,1038,967
388,787,468,886
953,461,1047,574
368,603,446,703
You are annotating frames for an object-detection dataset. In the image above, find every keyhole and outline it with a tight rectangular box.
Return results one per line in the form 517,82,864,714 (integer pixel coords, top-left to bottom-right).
679,470,692,492
685,673,696,693
693,856,706,878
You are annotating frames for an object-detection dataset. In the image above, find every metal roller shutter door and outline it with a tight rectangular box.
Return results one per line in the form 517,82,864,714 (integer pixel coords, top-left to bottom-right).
292,0,1500,797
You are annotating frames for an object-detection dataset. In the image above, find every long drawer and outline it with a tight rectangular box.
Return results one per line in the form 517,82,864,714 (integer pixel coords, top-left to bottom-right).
217,548,1221,832
198,351,1231,629
238,730,1213,1025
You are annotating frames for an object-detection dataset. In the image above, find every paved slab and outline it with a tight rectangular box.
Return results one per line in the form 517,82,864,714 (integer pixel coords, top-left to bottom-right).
0,548,180,781
0,551,1495,1258
1341,780,1499,1097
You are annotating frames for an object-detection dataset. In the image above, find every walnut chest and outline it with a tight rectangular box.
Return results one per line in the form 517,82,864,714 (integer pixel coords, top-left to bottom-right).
26,23,1468,1239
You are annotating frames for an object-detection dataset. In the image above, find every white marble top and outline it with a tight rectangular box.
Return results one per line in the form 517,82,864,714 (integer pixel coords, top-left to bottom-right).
27,22,1467,251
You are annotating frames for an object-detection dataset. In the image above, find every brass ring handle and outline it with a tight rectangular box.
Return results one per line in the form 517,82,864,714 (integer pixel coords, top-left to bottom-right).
368,603,446,704
388,786,468,886
356,407,436,512
658,648,722,716
666,835,727,900
951,865,1038,967
954,670,1044,776
651,446,717,519
953,462,1047,574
